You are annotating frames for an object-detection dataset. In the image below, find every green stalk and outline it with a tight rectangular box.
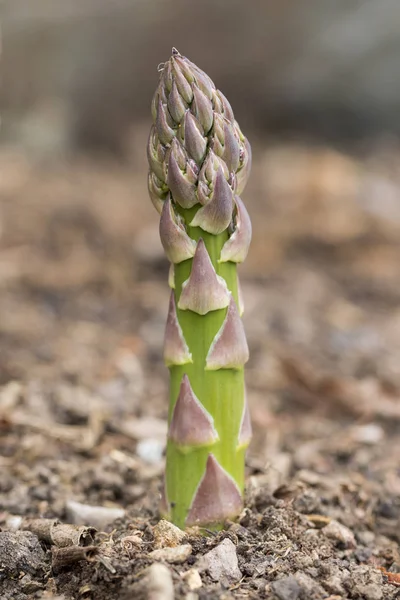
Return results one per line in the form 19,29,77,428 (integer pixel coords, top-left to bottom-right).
147,49,252,529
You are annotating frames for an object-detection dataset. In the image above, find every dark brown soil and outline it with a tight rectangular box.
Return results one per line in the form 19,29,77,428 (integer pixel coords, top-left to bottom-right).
1,139,400,599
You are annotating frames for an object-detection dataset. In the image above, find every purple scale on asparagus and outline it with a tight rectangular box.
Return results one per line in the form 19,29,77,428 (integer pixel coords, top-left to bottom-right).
148,171,167,214
179,57,215,99
190,168,233,234
147,126,167,183
192,86,214,134
159,195,196,264
167,142,198,209
178,239,230,315
168,375,218,447
183,111,207,165
171,58,194,103
197,149,229,206
216,90,235,122
164,292,192,366
156,98,176,145
167,81,187,124
222,121,241,173
186,454,243,526
220,195,252,263
206,294,249,370
236,137,252,195
172,53,195,84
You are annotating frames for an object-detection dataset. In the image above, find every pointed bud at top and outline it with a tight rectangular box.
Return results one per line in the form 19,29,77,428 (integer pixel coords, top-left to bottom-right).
206,294,249,370
164,292,192,366
192,86,214,134
148,51,252,237
168,375,218,447
186,454,243,527
171,57,194,104
173,53,195,84
238,395,252,448
182,57,215,99
168,81,187,124
190,168,233,234
236,137,252,195
219,196,252,263
178,239,230,315
183,111,207,164
168,148,198,209
148,171,167,214
156,99,176,145
159,195,197,263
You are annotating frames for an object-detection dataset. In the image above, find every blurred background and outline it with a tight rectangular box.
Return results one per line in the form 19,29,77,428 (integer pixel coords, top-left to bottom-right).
1,0,400,534
4,0,400,153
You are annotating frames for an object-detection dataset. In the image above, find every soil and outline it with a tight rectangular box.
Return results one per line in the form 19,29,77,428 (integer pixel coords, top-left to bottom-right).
1,138,400,599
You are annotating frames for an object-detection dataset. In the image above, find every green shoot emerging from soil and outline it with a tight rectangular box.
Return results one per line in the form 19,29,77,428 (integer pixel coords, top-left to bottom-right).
147,48,252,529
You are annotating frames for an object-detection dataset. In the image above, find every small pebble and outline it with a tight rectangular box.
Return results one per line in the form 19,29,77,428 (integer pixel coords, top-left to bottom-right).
323,574,345,595
356,530,375,545
354,547,372,563
271,575,301,600
136,438,165,464
6,515,23,531
198,538,242,585
149,544,192,564
181,568,202,590
145,563,174,600
153,520,186,549
353,584,382,600
65,500,125,529
352,424,384,444
294,572,327,597
323,519,356,549
376,499,399,519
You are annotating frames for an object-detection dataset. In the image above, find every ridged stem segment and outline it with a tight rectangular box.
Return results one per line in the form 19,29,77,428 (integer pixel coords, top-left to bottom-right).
147,49,252,529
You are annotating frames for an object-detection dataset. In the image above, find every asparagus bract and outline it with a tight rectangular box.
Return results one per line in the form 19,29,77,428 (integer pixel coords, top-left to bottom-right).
147,49,252,529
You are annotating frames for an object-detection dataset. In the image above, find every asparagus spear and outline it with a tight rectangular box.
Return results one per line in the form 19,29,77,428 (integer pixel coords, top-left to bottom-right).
147,49,252,529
